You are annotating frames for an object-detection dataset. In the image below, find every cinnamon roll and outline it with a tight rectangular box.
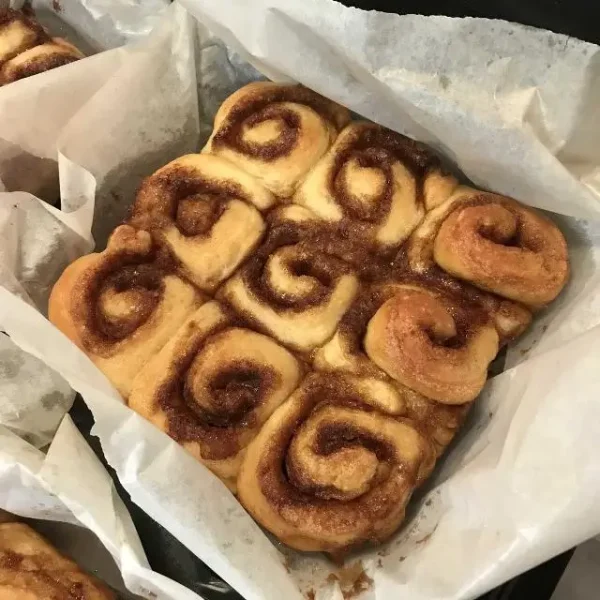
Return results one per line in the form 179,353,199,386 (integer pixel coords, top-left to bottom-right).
219,205,360,352
237,373,434,554
48,225,204,398
130,154,274,291
315,282,471,453
204,82,350,197
294,122,457,251
0,9,83,86
0,522,114,599
406,187,569,309
364,284,499,404
128,301,302,491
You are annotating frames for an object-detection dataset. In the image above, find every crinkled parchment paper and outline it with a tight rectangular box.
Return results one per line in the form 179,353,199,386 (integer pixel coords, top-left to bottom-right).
0,2,204,599
0,0,169,200
2,0,600,599
0,409,204,599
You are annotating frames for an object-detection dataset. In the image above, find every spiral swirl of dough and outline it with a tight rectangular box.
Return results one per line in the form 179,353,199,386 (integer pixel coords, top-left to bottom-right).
364,285,499,404
220,206,360,352
0,10,83,86
315,282,472,452
237,373,433,553
204,82,350,197
404,188,538,341
48,225,203,397
407,187,569,310
130,154,274,292
433,192,569,307
294,122,457,250
128,302,302,491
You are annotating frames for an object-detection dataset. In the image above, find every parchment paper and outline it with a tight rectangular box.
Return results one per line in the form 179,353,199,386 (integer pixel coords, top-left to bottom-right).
0,3,202,599
0,0,168,201
0,301,202,600
0,412,205,599
3,0,168,50
2,0,600,599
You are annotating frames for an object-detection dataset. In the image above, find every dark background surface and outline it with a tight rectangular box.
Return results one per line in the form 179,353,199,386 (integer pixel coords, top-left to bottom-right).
72,1,592,599
343,0,598,45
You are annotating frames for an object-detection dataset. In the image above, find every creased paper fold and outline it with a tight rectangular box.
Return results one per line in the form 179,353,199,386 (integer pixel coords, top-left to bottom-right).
1,0,600,599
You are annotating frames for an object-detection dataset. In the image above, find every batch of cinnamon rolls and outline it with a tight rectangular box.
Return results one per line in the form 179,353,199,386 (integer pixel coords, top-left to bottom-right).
0,8,83,86
49,81,569,556
0,520,114,599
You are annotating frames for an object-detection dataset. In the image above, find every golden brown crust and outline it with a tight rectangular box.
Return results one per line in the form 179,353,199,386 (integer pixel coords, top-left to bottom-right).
0,523,114,600
314,281,474,452
128,302,302,491
130,154,273,291
48,254,96,351
204,82,350,197
294,121,457,250
406,187,569,310
364,285,499,404
48,225,204,397
433,193,569,307
219,206,360,352
237,373,433,554
0,10,83,86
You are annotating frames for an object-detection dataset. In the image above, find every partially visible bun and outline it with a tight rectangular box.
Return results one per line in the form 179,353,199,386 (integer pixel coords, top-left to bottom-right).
0,522,115,599
0,9,83,86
